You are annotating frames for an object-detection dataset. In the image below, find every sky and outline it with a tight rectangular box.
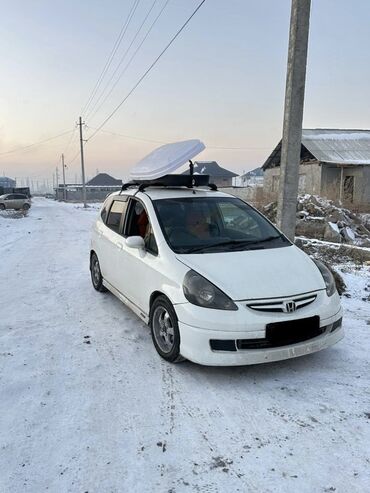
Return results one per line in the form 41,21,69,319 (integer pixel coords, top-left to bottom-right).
1,0,370,187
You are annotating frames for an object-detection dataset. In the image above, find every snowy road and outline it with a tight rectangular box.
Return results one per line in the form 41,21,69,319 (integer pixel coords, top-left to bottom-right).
0,198,369,493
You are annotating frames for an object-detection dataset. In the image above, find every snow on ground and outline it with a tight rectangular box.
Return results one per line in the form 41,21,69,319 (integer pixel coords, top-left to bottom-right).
0,198,369,493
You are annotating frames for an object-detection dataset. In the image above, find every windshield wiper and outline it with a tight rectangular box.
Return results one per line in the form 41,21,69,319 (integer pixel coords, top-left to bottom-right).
180,243,224,253
183,239,255,253
207,236,284,251
229,235,283,249
179,236,284,254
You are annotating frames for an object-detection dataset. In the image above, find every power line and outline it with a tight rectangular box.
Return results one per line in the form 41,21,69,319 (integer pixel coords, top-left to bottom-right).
86,0,160,121
65,150,81,167
86,126,166,144
87,127,271,150
81,0,142,117
0,130,73,157
88,0,171,123
64,123,96,165
63,125,78,154
87,0,207,142
207,145,271,150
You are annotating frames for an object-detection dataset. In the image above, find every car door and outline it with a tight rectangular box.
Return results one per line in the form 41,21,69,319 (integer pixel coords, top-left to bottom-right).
115,197,160,314
4,194,15,209
98,197,128,289
13,194,24,209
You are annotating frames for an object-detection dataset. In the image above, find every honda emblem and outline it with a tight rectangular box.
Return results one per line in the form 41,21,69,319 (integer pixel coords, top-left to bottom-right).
284,301,296,313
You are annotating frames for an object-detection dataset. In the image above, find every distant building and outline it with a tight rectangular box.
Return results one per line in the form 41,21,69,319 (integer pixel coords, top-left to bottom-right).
86,173,122,187
182,161,238,187
55,173,122,202
237,167,264,187
262,129,370,206
0,176,16,189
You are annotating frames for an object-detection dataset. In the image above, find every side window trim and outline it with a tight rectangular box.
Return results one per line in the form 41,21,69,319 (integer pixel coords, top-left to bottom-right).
125,197,158,256
118,197,128,235
105,197,128,234
101,201,110,223
123,198,138,238
120,197,135,238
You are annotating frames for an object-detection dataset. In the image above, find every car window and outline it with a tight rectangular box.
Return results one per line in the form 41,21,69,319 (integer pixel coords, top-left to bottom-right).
6,195,14,200
126,199,158,255
106,200,127,233
218,201,263,239
14,194,26,199
153,197,290,254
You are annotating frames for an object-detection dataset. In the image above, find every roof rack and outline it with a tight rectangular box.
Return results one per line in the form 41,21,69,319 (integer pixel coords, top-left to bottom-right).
120,173,218,193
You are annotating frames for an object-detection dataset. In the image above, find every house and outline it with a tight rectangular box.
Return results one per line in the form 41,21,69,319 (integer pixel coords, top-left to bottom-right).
262,129,370,206
238,167,264,187
0,176,16,190
182,161,238,187
86,173,122,187
0,177,30,197
56,173,122,202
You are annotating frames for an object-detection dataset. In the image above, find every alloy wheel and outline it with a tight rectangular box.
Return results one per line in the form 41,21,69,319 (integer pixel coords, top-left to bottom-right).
152,306,175,353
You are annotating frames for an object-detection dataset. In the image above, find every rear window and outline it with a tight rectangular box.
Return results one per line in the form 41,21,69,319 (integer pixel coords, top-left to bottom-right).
106,200,128,233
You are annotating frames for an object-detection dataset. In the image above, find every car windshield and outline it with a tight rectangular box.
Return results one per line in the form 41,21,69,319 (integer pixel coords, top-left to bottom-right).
153,196,290,254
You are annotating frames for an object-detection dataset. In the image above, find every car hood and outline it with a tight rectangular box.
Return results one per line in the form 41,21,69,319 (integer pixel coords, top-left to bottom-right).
177,245,325,300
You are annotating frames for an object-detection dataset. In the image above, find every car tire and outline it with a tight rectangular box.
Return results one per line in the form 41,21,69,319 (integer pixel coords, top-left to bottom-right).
90,252,107,292
149,295,185,363
0,204,5,210
23,203,30,210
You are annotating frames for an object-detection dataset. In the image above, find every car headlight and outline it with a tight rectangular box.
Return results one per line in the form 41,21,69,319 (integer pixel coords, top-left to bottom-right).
183,270,238,310
313,259,336,297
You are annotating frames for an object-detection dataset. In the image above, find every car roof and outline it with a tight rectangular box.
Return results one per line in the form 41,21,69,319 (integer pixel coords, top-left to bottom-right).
142,188,233,200
108,187,234,201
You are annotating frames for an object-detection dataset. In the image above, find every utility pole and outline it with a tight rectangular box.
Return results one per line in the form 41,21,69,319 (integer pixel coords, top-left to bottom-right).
78,116,87,208
276,0,311,241
61,153,66,201
55,166,60,200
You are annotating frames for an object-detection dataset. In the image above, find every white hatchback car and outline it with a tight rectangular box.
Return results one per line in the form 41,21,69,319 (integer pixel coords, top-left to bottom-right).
90,164,343,365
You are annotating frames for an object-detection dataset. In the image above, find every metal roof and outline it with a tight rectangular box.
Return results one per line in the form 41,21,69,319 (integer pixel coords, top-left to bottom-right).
302,129,370,165
263,129,370,169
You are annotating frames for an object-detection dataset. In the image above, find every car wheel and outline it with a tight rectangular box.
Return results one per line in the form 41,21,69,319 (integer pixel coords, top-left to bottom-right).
0,204,5,210
150,296,184,363
23,203,30,210
90,252,107,292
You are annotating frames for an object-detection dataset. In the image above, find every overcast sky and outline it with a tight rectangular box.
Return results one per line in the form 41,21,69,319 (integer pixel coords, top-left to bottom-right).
1,0,370,185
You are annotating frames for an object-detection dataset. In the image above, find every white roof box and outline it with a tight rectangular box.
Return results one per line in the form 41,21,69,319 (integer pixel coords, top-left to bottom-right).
130,139,205,181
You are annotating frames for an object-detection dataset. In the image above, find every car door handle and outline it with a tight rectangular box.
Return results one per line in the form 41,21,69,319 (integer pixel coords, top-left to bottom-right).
117,242,124,250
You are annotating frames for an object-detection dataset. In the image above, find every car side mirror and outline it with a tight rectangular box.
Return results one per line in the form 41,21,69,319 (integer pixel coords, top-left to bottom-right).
126,236,145,250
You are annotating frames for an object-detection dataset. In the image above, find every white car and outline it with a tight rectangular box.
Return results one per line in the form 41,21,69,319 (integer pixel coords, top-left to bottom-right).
90,141,343,366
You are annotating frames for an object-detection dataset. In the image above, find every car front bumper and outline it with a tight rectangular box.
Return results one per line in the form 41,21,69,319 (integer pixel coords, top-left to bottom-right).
175,292,343,366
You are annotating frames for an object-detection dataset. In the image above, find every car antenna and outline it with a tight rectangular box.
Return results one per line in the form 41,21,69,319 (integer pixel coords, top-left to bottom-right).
189,160,196,193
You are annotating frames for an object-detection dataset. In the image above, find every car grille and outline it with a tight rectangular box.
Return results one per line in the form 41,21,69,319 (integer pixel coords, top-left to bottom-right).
246,293,317,313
